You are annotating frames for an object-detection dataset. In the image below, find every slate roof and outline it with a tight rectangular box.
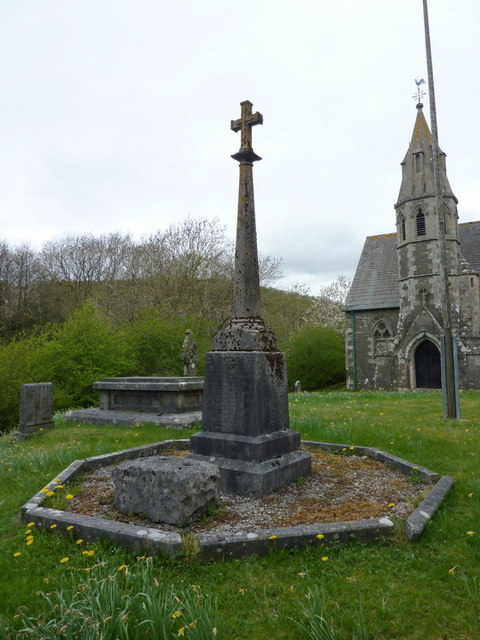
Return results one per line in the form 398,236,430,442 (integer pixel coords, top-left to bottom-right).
344,232,399,311
344,221,480,312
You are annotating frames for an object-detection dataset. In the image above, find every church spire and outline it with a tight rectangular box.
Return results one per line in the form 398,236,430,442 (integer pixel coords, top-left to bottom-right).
396,102,456,209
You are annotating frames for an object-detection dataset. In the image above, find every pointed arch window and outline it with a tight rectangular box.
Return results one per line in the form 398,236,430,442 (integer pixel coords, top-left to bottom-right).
416,209,426,236
441,206,448,234
414,152,423,173
373,321,392,356
373,321,391,339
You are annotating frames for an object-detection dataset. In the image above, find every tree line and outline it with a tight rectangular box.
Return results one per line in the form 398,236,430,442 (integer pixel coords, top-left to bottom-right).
0,217,283,338
0,216,350,431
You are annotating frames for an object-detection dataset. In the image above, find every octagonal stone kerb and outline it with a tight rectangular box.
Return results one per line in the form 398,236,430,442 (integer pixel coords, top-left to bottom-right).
20,439,455,559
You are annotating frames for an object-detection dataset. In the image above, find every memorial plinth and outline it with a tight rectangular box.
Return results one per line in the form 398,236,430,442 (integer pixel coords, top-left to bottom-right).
189,100,310,497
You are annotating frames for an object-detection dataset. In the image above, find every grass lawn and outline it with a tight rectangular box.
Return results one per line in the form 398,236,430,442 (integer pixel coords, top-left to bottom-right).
0,390,479,639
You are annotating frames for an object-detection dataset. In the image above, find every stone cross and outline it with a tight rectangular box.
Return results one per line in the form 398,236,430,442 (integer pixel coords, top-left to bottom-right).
181,329,197,376
189,100,311,497
231,100,263,163
419,287,429,306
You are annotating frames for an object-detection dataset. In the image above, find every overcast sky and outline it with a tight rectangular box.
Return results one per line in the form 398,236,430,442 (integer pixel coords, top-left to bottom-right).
1,0,479,294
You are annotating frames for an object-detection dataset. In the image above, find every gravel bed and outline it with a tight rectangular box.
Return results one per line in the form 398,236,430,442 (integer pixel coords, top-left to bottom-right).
65,446,428,536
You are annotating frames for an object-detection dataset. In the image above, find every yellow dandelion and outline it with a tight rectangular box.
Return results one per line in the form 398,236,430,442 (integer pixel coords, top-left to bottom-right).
316,534,325,539
60,557,69,563
27,522,35,527
117,564,127,571
26,539,34,546
448,566,458,575
54,478,61,482
349,446,355,450
25,535,34,541
466,531,476,536
40,488,49,494
66,494,74,500
171,610,183,619
76,539,84,544
49,524,57,529
321,556,329,562
467,493,473,498
269,535,277,540
13,552,21,557
238,588,247,594
54,485,64,490
388,503,395,508
25,529,32,535
46,491,54,497
85,550,95,556
66,525,74,531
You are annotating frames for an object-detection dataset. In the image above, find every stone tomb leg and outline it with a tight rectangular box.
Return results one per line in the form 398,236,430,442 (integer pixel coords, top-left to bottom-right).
189,100,310,496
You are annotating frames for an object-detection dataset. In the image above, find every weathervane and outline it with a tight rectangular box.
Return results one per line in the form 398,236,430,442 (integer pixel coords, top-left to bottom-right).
413,78,426,105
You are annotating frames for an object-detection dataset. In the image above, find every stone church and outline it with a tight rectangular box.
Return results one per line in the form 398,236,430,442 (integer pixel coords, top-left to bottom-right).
345,102,480,390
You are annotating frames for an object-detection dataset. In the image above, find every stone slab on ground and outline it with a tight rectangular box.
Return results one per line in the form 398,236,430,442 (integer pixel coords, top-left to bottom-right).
63,408,201,428
112,456,218,526
197,517,394,560
406,475,455,540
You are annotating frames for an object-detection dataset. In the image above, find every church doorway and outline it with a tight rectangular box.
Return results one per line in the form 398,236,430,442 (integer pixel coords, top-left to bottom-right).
414,340,441,389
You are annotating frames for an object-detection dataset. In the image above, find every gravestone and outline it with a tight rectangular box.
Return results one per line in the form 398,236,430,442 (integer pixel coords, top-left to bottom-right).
189,100,311,497
294,380,302,393
112,456,218,526
181,329,198,376
18,383,54,439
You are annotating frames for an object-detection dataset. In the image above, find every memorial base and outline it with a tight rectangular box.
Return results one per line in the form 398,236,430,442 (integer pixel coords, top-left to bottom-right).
189,349,311,497
189,450,311,497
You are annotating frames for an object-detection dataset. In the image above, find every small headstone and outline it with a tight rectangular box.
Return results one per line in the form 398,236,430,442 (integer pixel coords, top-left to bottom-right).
112,456,218,526
181,329,198,376
294,380,302,393
18,383,54,439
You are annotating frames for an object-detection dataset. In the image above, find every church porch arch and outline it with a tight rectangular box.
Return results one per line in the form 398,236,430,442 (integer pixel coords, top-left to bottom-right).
404,333,442,389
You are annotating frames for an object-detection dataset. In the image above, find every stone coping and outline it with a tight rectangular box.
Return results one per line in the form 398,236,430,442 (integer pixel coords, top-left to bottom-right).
20,439,454,560
64,409,201,428
93,377,204,391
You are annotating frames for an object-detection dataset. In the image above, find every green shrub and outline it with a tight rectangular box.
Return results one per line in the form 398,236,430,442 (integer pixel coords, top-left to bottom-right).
120,310,213,376
286,325,345,391
119,309,185,376
42,302,134,410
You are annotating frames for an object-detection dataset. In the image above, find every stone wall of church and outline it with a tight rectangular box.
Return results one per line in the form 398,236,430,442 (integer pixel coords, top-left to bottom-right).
345,308,399,390
457,337,480,389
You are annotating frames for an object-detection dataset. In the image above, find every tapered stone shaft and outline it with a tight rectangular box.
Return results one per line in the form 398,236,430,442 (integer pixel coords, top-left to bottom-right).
189,100,311,497
232,160,261,319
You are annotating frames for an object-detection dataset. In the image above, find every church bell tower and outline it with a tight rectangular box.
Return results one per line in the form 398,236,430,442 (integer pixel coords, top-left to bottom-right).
394,100,459,322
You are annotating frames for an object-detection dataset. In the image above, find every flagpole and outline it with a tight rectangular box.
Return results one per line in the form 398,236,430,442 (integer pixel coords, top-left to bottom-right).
422,0,459,418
